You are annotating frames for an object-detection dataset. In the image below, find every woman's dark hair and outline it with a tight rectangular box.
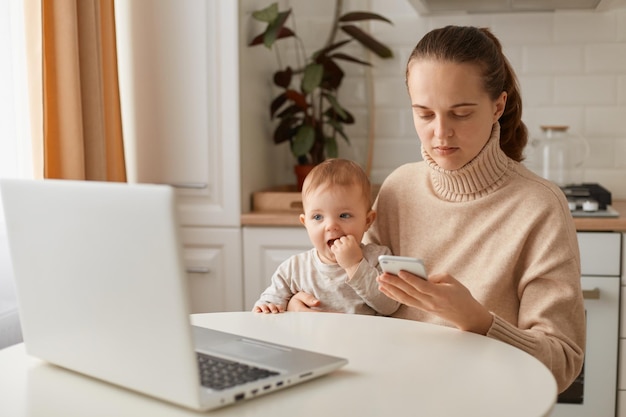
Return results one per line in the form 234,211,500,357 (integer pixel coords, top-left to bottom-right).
406,25,527,162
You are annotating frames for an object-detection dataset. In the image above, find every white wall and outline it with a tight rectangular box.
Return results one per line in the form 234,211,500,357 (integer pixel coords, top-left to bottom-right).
239,0,626,201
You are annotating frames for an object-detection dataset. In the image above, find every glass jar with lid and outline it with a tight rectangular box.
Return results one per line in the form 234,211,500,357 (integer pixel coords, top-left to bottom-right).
525,125,590,187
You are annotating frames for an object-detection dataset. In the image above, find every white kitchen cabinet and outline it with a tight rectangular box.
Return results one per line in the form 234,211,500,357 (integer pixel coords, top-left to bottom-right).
618,232,626,417
552,234,620,417
242,227,310,310
114,0,242,311
114,0,240,228
181,228,243,313
550,232,621,417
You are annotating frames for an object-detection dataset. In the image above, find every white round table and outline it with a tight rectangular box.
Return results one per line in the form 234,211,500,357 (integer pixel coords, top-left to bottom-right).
0,312,557,417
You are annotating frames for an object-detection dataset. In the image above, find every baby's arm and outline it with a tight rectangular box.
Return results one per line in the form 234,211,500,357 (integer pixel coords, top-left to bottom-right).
348,245,401,315
252,289,289,314
252,257,297,314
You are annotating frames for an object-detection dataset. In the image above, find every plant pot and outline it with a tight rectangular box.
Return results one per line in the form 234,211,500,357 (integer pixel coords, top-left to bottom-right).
294,164,315,191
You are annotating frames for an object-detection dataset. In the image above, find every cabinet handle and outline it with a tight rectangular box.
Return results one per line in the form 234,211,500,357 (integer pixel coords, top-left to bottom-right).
186,267,210,274
170,182,208,189
582,287,600,300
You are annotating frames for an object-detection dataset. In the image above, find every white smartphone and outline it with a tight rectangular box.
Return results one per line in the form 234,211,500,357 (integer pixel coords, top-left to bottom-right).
378,255,428,280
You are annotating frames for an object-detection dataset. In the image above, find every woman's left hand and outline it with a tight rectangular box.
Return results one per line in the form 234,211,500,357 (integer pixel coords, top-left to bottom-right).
286,292,322,312
377,271,493,334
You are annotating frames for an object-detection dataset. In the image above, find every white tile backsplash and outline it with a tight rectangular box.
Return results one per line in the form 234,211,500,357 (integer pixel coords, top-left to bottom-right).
554,76,617,105
554,12,619,42
585,138,617,169
240,0,626,199
586,107,626,136
489,14,554,43
522,45,584,74
619,12,626,41
518,75,554,106
619,75,626,104
586,44,626,73
616,139,626,168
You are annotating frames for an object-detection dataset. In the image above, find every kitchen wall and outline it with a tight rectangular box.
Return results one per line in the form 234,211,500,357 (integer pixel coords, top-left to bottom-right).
239,0,626,208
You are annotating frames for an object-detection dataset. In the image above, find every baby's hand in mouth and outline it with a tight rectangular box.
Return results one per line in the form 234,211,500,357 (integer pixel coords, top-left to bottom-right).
327,237,342,248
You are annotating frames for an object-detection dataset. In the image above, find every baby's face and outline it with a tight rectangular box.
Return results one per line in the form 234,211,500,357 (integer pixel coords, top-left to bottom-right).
300,184,372,264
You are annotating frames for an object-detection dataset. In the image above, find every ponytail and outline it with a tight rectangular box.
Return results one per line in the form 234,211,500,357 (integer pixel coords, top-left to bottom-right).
479,28,527,161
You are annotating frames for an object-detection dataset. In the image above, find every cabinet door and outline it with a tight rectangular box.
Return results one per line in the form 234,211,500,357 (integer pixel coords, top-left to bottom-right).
115,0,240,227
577,232,621,276
181,227,243,313
619,232,626,417
242,227,310,310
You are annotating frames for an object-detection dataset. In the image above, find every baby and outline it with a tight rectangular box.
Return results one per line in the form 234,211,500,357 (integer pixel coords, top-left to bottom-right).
252,159,399,315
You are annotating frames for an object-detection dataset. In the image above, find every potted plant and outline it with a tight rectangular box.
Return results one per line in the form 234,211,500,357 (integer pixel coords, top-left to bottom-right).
249,1,393,189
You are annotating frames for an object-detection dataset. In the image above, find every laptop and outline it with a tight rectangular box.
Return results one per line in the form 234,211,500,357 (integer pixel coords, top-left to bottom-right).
0,178,347,411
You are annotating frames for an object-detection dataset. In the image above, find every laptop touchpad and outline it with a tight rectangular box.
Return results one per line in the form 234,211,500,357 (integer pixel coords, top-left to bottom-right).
210,338,290,361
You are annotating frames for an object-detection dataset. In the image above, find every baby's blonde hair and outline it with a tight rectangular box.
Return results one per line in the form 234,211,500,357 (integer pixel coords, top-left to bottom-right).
301,159,372,209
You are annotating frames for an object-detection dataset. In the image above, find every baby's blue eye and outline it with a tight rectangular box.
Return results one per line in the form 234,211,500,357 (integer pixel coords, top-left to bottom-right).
340,213,351,219
312,214,323,221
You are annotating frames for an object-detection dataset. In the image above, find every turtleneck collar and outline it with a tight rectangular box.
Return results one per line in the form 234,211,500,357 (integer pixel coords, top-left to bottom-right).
421,123,511,202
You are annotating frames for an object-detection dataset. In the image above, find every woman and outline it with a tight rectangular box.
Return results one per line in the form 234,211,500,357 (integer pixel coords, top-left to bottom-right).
289,25,585,393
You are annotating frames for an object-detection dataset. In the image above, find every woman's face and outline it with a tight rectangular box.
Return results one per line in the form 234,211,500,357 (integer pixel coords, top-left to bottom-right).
406,59,507,171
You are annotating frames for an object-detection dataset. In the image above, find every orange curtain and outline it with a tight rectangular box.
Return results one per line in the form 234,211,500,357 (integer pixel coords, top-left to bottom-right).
39,0,126,181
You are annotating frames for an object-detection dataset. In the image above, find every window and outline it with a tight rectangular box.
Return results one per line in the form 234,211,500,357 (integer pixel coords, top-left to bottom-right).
0,0,30,349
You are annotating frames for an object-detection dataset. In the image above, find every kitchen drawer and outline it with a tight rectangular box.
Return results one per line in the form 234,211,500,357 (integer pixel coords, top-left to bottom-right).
577,232,621,276
180,227,243,313
242,227,310,310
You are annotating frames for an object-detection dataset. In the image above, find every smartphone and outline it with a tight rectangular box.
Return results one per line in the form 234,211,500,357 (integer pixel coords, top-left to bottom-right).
378,255,427,279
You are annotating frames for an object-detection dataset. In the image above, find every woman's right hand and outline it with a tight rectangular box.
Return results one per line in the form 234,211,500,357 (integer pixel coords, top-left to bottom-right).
286,292,322,312
377,271,493,334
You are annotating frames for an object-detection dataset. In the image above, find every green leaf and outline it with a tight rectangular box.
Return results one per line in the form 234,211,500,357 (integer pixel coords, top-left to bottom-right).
329,52,371,66
323,93,347,120
338,12,393,25
340,25,393,59
325,105,354,124
326,119,351,144
249,27,295,47
302,64,324,94
325,136,339,158
292,125,315,156
263,10,292,48
252,3,279,23
312,40,352,60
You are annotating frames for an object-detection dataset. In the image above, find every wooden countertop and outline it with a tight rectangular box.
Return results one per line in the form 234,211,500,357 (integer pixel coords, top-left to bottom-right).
241,211,303,227
241,200,626,232
572,200,626,231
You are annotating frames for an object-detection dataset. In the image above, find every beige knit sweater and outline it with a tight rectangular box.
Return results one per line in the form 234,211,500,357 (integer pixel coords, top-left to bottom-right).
366,123,585,393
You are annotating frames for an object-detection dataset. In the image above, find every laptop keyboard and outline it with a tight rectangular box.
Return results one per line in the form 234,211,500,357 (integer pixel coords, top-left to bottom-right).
196,352,280,390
